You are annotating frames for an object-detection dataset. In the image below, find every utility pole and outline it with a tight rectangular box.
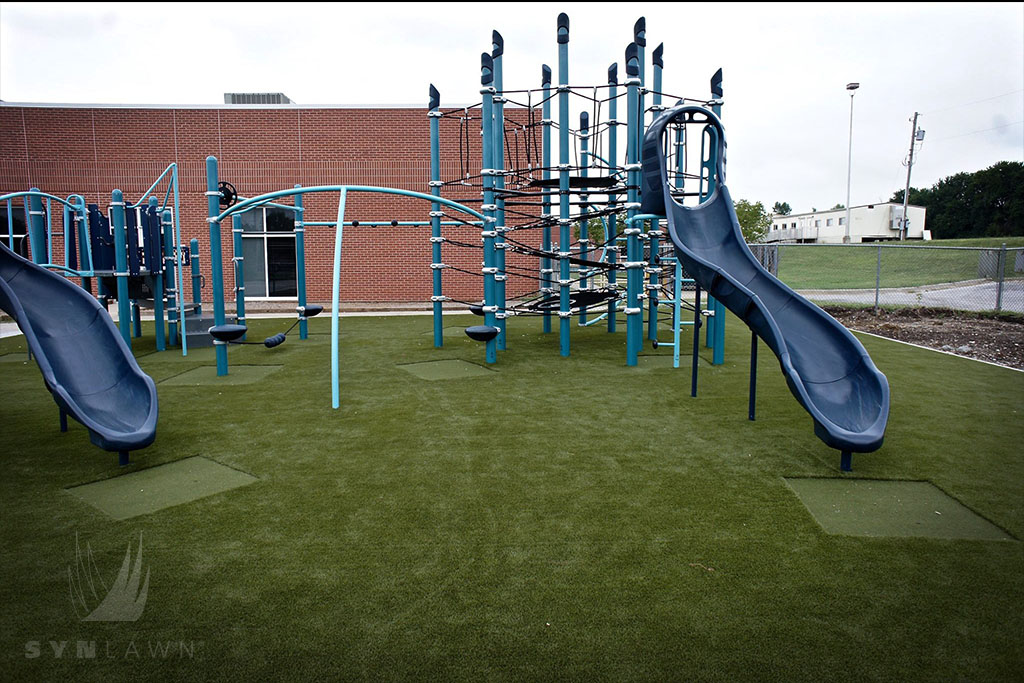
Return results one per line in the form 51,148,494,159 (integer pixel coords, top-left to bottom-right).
900,112,923,240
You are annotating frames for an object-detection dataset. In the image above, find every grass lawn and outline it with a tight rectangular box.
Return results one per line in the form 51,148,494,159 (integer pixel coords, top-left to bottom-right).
776,238,1023,290
1,311,1022,681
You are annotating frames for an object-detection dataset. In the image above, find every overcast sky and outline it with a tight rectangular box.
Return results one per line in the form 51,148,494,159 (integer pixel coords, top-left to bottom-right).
1,2,1021,213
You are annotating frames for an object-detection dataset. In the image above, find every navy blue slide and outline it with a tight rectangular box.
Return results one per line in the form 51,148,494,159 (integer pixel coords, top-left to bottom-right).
641,105,889,454
0,241,157,463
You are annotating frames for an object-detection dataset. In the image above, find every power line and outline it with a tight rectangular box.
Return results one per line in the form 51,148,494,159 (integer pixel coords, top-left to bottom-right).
927,119,1024,143
922,89,1024,116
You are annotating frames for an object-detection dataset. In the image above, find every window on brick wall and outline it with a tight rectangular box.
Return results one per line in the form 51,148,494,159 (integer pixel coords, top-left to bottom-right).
240,206,297,298
0,202,30,259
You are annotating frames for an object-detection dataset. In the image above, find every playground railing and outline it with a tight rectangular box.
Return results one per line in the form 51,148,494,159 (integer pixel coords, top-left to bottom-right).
747,242,1024,315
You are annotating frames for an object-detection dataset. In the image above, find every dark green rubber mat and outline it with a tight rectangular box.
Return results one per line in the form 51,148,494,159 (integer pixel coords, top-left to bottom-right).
396,359,495,381
160,364,282,386
66,456,258,520
785,478,1014,541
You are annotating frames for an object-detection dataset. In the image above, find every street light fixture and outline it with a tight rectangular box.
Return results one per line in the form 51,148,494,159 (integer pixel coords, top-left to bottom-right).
844,82,860,244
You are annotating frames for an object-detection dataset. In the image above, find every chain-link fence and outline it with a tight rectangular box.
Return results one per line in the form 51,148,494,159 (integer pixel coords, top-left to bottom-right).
748,243,1024,314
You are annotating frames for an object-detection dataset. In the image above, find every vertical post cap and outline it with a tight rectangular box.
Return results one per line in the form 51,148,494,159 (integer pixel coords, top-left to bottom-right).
653,43,664,68
711,68,724,97
633,17,646,47
557,13,569,44
429,84,440,110
481,53,494,84
625,43,640,77
492,30,503,57
608,63,618,84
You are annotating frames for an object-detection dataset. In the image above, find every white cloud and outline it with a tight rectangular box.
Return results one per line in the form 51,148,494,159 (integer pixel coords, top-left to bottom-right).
1,1,1021,211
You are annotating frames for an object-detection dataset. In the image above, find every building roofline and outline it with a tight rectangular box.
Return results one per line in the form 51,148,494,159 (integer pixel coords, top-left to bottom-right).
773,202,924,219
0,101,483,110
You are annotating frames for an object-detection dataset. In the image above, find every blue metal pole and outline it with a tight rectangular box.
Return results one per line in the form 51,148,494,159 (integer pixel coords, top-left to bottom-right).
428,84,445,347
607,63,619,334
109,189,132,346
481,53,498,364
492,31,508,350
294,185,307,340
190,238,202,316
162,209,177,347
232,214,246,338
45,198,53,265
706,69,726,365
149,196,166,351
331,189,347,409
171,162,187,356
27,188,46,265
578,110,590,326
204,156,228,376
541,65,553,334
635,18,646,151
625,42,642,366
557,12,571,357
647,43,665,343
62,203,72,271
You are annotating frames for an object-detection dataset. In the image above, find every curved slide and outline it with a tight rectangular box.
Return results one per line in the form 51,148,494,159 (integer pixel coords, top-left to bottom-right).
0,241,157,463
641,105,889,455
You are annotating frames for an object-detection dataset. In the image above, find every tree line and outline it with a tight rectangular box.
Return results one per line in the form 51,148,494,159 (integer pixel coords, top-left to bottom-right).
890,161,1023,239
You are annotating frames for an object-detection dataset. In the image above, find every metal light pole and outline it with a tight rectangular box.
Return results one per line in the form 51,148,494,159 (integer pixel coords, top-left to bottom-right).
844,82,859,244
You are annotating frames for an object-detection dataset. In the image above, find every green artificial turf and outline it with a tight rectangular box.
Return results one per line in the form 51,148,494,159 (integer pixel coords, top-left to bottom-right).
1,311,1022,681
396,359,495,381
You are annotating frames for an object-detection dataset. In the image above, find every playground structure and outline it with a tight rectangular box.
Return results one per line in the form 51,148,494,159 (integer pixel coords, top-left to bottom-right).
0,165,187,465
0,12,890,471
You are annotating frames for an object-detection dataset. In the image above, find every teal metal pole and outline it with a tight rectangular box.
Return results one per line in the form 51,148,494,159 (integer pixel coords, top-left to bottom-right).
428,84,445,347
647,44,665,343
634,18,646,152
171,162,187,356
607,63,619,334
331,189,347,409
704,69,726,365
480,53,498,364
27,188,46,265
62,203,72,271
294,185,307,340
162,209,178,347
109,189,132,346
149,196,166,351
578,110,590,326
204,156,228,376
232,214,246,338
541,65,553,334
557,13,571,357
492,31,508,350
625,42,641,366
190,238,202,315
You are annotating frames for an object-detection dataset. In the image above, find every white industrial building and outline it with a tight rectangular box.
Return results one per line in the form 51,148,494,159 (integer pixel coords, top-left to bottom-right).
766,203,929,244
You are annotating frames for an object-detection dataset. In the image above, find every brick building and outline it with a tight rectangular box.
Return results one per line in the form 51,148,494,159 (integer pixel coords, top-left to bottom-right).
0,101,541,306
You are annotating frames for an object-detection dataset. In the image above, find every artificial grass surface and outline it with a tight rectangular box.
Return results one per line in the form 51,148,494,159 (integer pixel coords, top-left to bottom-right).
1,311,1022,681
